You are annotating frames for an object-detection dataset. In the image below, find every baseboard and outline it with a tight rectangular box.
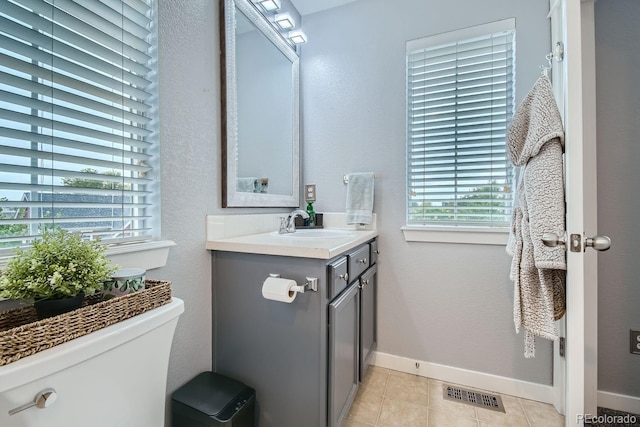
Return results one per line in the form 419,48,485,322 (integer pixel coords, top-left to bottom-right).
597,390,640,415
372,351,554,404
372,351,640,414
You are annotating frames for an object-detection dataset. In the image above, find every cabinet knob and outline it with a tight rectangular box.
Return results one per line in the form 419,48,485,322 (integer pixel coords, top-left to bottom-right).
362,279,369,287
358,258,368,264
374,250,380,255
339,273,349,282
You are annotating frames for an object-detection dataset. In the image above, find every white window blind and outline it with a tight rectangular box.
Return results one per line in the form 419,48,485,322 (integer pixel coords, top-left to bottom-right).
406,20,515,227
0,0,158,250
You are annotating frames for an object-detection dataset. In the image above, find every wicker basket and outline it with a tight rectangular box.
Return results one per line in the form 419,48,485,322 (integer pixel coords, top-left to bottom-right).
0,279,172,366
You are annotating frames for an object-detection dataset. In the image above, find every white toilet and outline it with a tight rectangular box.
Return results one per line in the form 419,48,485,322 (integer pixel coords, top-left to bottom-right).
0,298,184,427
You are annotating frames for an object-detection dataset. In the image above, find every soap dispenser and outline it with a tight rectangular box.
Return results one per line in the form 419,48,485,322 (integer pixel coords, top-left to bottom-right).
306,201,316,226
305,184,316,226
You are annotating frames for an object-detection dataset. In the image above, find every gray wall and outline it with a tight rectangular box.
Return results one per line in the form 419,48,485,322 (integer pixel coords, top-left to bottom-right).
301,0,553,384
155,0,218,415
595,0,640,399
156,2,291,422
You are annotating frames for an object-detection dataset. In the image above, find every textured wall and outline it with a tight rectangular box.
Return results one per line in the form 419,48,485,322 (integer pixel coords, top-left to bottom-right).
301,0,553,384
595,0,640,400
156,2,291,423
156,0,219,422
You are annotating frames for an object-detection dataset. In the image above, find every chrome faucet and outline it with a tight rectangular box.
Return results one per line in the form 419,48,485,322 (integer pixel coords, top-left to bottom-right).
279,209,309,233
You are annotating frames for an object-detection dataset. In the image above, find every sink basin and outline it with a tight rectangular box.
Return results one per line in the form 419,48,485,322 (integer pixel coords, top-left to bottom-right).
271,229,355,239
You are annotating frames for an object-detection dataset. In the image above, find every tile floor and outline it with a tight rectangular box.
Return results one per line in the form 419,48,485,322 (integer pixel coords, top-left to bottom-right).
345,366,564,427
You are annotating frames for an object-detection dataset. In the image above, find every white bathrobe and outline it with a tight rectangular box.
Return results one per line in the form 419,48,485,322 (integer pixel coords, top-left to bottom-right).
506,75,566,358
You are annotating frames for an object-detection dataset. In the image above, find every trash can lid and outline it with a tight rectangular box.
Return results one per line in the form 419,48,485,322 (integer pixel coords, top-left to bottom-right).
172,372,251,417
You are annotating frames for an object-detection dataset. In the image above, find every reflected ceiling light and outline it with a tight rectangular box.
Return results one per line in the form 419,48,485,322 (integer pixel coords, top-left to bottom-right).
274,13,295,30
257,0,281,12
288,29,307,44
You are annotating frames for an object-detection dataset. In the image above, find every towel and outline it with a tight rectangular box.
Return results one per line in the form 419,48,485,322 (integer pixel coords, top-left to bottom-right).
346,172,375,225
237,177,257,193
506,75,566,358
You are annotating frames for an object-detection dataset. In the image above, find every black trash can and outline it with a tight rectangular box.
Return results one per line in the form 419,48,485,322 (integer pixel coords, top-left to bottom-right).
172,372,256,427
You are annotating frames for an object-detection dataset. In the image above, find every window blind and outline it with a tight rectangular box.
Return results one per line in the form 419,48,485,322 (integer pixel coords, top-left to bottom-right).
0,0,157,249
406,20,515,227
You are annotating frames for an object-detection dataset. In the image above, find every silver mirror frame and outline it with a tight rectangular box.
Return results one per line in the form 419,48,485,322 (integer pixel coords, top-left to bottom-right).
221,0,300,207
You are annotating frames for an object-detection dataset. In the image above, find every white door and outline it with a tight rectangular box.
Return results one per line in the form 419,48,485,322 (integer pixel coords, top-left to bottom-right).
550,0,603,425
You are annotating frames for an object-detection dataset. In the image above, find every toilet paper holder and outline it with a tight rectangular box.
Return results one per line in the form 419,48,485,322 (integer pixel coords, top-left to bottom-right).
269,274,318,293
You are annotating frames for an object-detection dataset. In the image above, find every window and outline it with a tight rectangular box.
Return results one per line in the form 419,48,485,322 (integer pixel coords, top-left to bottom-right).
0,0,158,251
406,19,515,229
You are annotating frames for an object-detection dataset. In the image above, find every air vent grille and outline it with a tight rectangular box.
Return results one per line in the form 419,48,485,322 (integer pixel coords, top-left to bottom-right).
443,385,505,412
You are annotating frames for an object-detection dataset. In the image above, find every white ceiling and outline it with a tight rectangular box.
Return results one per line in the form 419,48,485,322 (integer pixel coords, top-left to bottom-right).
290,0,358,16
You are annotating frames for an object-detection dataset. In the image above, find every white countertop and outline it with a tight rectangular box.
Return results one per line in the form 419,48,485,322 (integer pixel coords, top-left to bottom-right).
206,229,378,259
205,213,378,259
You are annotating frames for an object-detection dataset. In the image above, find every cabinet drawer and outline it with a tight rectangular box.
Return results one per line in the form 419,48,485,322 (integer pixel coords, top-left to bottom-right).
328,257,349,300
347,244,370,283
370,239,379,265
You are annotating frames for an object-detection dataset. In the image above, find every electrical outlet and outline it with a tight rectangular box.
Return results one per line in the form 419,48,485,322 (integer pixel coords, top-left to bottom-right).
305,184,316,202
630,330,640,355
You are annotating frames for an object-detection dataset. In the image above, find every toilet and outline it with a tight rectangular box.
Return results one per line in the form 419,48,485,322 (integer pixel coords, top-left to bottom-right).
0,298,184,427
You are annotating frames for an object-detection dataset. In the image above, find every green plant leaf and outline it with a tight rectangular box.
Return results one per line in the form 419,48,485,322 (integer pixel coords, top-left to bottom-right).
0,228,117,300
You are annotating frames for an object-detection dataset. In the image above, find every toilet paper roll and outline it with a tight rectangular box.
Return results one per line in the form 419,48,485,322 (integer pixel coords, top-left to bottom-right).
262,277,297,303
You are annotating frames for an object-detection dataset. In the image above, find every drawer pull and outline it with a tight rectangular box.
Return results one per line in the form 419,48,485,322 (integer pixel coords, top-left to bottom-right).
358,258,368,264
362,279,369,287
339,273,349,282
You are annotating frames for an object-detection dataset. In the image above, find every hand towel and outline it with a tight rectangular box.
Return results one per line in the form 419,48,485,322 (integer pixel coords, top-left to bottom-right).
237,177,257,193
346,172,375,225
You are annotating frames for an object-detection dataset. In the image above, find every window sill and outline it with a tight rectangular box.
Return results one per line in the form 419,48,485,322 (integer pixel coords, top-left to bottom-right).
0,240,176,271
0,240,175,303
104,240,176,271
401,226,508,245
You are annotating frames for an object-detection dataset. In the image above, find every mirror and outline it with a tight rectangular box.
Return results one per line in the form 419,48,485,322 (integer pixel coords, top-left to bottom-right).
221,0,300,207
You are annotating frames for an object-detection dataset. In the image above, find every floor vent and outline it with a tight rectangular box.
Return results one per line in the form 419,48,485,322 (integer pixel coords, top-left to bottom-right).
443,385,505,413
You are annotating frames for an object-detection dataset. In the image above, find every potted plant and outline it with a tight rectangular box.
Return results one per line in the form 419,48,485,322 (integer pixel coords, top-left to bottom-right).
0,228,117,319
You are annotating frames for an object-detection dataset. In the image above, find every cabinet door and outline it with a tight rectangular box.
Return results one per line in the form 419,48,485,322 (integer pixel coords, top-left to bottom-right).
328,281,359,427
360,264,377,380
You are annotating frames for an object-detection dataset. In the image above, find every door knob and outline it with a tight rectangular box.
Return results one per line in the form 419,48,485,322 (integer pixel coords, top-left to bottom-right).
585,235,611,251
542,232,566,247
542,232,611,252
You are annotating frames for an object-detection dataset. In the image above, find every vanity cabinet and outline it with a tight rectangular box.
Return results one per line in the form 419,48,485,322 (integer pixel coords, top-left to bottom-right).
211,237,378,427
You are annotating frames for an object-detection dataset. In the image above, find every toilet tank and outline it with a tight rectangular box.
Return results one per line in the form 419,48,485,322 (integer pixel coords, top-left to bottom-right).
0,298,184,427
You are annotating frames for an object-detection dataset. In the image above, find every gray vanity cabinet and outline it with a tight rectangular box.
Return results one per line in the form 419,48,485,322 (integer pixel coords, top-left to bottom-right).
211,237,378,427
